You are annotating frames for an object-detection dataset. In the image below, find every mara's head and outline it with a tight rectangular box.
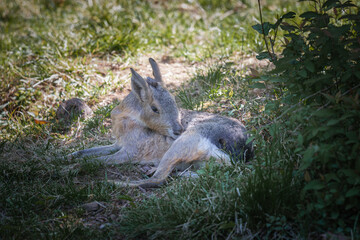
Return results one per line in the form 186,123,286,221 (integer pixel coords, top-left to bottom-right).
130,58,183,139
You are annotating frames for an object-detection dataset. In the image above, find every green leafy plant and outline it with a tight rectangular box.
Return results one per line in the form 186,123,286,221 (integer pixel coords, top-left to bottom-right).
253,0,360,235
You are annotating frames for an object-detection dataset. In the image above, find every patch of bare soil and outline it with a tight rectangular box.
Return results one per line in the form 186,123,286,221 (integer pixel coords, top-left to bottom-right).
89,54,204,108
89,53,271,108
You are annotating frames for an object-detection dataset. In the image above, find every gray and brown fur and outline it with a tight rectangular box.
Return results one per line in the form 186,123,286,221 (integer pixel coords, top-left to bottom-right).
69,58,253,188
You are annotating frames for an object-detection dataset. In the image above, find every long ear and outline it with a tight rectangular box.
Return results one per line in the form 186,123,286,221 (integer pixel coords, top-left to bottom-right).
130,68,150,102
149,58,163,83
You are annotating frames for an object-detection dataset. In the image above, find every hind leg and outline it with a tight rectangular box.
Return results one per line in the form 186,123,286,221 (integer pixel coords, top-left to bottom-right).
68,143,121,159
90,147,137,165
111,133,230,188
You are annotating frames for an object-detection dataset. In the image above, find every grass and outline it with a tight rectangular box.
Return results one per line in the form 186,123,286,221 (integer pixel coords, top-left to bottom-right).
0,0,332,239
0,0,308,125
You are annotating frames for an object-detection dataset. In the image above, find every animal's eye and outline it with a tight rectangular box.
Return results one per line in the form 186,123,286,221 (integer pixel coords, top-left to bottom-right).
151,106,159,113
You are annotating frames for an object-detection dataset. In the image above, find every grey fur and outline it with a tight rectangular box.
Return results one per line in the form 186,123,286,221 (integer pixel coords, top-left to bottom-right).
180,109,253,160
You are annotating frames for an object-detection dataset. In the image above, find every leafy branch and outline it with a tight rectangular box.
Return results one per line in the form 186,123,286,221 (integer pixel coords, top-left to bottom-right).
252,0,295,62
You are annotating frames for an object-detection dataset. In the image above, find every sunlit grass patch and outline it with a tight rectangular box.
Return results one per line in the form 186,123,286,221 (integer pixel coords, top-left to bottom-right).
176,58,273,126
1,0,293,125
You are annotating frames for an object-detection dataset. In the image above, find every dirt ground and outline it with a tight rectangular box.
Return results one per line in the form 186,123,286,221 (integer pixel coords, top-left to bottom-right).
89,53,271,107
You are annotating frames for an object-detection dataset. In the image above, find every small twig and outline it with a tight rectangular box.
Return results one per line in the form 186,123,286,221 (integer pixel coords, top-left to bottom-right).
106,169,122,176
257,0,275,61
95,201,106,209
270,17,281,56
177,165,193,177
33,74,60,87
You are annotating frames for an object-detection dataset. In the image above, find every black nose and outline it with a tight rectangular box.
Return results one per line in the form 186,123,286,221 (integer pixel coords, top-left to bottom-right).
173,125,184,135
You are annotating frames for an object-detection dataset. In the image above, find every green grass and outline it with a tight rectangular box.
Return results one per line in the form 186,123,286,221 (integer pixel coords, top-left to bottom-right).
0,0,335,239
119,156,301,239
0,0,308,125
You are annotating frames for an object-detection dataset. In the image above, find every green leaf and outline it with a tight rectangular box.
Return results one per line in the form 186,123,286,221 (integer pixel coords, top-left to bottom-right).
313,109,335,118
325,173,340,182
219,221,235,230
331,210,339,219
322,0,340,10
342,71,352,81
346,131,358,143
339,14,360,21
339,169,357,178
300,147,314,170
265,102,277,111
262,22,273,35
345,188,360,198
321,93,335,103
300,11,321,19
304,180,325,191
252,24,263,34
326,119,341,126
336,2,357,9
280,23,298,31
297,134,303,145
118,195,136,207
355,71,360,79
340,169,360,185
256,51,272,60
298,69,307,78
304,61,315,73
322,128,344,140
336,195,345,205
356,156,360,172
274,19,283,29
249,83,266,89
274,12,296,29
252,22,273,36
328,24,351,39
282,12,296,19
246,136,255,145
269,78,286,83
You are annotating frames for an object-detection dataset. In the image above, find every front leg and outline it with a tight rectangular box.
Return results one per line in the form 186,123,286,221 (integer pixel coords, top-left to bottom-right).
68,143,122,159
91,146,137,165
